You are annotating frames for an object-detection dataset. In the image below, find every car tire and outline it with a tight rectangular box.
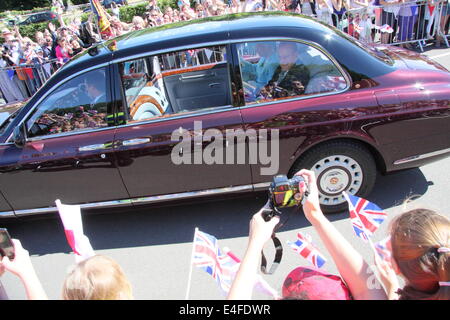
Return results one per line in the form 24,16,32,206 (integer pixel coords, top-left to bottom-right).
288,140,377,214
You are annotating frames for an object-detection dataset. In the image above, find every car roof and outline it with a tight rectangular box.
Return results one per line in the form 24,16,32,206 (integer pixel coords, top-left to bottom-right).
109,12,332,56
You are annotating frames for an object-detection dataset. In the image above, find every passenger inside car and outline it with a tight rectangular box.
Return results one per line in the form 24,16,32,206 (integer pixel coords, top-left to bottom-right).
238,41,347,104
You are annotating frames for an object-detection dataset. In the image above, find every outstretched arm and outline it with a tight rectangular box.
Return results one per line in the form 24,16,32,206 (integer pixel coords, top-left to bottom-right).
227,205,280,300
295,169,387,300
0,239,48,300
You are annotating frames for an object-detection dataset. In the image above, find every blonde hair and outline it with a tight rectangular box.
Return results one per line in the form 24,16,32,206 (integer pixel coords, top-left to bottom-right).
62,255,133,300
390,208,450,300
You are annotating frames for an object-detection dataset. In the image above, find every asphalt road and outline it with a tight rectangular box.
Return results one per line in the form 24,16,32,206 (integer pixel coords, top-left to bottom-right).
1,45,449,301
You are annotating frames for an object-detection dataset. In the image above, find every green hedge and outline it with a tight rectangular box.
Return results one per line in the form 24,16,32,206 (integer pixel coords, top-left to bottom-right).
118,3,148,23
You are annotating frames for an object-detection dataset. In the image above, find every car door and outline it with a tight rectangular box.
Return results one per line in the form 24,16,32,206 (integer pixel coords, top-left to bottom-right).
0,191,13,216
112,45,253,200
0,66,129,213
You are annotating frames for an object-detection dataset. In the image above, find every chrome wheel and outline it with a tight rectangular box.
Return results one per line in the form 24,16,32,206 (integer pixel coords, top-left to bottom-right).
311,154,363,206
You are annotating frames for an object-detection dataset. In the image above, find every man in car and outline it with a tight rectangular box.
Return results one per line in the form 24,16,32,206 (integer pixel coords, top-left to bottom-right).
85,70,107,109
269,41,336,98
269,42,310,98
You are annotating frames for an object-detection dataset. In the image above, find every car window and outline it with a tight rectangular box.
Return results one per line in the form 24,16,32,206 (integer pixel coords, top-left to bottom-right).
237,41,347,105
26,68,109,138
118,45,231,123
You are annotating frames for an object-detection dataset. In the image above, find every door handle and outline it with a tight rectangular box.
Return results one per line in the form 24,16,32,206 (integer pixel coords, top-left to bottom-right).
79,144,108,152
122,138,151,146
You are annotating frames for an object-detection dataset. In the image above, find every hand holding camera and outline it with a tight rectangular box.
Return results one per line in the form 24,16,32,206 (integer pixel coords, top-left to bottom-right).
262,174,310,222
294,169,324,223
249,204,280,249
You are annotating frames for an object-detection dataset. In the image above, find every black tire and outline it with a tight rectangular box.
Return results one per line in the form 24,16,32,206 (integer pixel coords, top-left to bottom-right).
289,140,377,214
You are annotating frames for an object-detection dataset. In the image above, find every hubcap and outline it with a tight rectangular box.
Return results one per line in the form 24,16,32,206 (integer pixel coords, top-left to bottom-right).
311,155,363,206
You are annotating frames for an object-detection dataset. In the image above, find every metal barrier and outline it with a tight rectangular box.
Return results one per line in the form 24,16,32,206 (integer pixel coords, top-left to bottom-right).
333,0,449,51
0,58,61,104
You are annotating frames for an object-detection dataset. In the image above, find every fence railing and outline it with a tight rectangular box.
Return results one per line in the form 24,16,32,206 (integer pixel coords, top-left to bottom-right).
331,0,449,51
0,58,61,105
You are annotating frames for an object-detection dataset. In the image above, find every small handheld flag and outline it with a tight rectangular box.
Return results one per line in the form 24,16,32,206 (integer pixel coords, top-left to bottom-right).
343,192,387,242
287,232,327,269
55,199,95,263
187,229,279,298
375,236,392,262
191,229,237,296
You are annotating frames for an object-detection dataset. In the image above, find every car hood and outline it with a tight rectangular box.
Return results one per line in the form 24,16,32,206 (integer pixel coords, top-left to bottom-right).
373,44,449,72
0,101,26,127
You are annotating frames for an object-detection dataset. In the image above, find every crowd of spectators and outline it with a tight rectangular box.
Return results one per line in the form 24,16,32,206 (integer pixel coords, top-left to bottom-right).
0,0,449,104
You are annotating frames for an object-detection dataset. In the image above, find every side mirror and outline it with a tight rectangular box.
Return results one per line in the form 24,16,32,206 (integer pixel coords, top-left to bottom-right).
13,124,26,148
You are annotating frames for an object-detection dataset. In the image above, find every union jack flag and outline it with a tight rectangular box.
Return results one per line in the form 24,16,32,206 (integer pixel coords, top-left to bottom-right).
343,192,387,242
287,232,327,269
375,235,392,262
192,229,239,295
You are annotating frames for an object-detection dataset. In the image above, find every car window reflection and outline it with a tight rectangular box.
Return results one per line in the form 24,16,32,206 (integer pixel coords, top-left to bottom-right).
237,41,347,105
26,68,109,138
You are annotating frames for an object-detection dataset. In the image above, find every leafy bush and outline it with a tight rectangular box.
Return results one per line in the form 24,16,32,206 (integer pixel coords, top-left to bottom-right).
118,3,148,23
16,20,62,40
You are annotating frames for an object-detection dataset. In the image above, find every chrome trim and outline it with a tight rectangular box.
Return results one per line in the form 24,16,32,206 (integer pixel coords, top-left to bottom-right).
79,143,110,152
5,63,110,144
2,183,266,218
131,184,254,205
0,211,16,218
111,41,230,65
393,147,450,165
122,138,151,146
24,126,116,143
252,182,272,190
113,105,236,130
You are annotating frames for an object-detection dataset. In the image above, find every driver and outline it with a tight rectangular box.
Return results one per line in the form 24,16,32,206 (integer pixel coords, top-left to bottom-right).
85,70,106,109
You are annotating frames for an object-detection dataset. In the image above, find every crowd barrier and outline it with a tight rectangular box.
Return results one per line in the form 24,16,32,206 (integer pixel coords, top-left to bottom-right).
0,58,61,104
332,0,449,51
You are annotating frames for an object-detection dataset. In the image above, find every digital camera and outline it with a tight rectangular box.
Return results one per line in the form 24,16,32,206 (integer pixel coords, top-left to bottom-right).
262,174,308,221
270,175,306,208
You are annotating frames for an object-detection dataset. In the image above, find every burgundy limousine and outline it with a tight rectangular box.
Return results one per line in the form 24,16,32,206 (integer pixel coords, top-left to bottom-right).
0,12,449,217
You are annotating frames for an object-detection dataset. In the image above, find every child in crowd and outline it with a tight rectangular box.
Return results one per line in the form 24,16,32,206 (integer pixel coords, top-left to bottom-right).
62,255,133,300
1,241,133,300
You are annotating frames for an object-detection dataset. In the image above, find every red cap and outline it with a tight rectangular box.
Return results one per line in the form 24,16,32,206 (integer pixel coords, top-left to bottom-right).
282,267,352,300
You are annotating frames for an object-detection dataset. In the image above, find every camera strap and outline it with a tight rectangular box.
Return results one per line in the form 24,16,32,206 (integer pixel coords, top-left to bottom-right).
260,233,283,275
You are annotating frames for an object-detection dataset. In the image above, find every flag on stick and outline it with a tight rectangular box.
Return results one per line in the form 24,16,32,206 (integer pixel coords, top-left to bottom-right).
375,235,392,262
343,192,387,242
187,229,279,298
55,199,95,263
191,229,237,296
287,232,327,269
90,0,113,38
